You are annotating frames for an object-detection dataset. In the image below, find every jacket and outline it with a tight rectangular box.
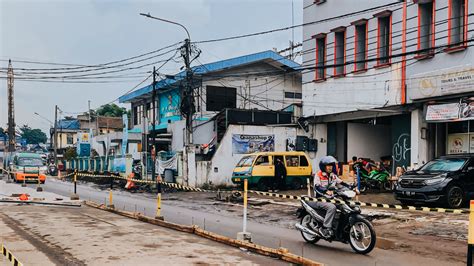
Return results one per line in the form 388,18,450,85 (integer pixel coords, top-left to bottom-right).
314,170,343,197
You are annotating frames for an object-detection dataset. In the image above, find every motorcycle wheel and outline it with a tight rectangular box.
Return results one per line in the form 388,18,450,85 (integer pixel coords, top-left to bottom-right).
349,218,376,254
300,214,320,244
383,181,392,191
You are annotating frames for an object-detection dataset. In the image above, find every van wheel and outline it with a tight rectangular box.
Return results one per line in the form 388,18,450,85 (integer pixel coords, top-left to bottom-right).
257,178,270,191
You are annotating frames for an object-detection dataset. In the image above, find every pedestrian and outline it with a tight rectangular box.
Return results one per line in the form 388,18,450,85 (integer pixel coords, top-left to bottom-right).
273,158,287,192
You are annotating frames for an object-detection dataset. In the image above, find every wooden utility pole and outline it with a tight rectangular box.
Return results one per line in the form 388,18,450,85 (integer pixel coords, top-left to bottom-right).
7,60,16,152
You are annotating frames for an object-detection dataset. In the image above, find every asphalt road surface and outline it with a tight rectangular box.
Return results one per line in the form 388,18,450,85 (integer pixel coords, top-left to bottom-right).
24,178,461,266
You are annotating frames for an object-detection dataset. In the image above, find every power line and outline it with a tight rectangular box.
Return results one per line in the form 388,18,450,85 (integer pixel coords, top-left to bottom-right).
193,2,404,44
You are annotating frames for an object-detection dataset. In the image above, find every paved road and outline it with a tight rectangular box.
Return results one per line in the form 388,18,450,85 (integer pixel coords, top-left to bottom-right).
26,178,461,266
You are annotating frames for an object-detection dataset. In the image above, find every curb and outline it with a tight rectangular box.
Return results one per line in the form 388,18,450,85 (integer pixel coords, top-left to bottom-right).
84,201,323,266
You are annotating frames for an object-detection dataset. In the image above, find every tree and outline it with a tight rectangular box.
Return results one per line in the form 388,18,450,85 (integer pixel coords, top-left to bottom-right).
20,125,47,144
96,104,127,117
0,127,5,136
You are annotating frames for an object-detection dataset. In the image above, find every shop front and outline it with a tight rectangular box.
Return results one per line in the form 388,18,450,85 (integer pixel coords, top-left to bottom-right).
425,98,474,158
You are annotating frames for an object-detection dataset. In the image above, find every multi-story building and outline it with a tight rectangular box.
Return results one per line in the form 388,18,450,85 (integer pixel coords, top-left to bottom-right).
302,0,473,171
119,50,304,186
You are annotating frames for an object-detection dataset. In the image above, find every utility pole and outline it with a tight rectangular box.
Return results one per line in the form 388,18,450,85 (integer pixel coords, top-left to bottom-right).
7,60,15,152
151,66,157,181
88,100,92,157
54,105,58,164
182,38,194,145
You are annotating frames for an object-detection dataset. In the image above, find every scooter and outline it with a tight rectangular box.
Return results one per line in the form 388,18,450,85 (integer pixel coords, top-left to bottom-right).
295,188,377,254
48,164,58,176
354,163,391,192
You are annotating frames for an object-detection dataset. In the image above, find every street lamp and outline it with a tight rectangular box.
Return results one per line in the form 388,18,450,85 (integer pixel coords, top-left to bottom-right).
139,13,191,40
34,112,53,126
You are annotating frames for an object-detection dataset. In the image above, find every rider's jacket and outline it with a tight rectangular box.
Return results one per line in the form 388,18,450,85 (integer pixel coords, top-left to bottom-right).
314,171,343,197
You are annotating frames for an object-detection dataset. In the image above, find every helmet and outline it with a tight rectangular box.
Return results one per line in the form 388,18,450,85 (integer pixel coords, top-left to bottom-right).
319,156,338,172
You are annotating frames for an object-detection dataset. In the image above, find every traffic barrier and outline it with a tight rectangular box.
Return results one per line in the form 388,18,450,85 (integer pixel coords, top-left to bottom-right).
69,171,470,214
1,243,23,266
248,190,469,214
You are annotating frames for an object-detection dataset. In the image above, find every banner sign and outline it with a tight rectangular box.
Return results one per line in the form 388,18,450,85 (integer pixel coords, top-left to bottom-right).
409,66,474,101
121,114,128,155
232,134,274,154
77,133,90,144
112,157,126,172
426,100,474,122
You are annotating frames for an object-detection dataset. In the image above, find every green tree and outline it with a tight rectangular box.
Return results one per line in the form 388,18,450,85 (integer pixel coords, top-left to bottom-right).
19,125,47,144
96,104,127,117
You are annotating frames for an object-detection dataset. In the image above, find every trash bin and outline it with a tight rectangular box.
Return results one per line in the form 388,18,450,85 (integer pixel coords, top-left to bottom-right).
164,169,174,183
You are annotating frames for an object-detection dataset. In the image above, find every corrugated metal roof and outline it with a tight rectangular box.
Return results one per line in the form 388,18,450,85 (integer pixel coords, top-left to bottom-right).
119,50,300,103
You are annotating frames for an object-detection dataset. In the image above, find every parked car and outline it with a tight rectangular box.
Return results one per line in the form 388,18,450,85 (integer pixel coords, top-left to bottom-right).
394,154,474,208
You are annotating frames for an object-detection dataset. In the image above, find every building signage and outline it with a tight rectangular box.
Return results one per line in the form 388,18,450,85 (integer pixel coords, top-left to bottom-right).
121,114,128,155
409,66,474,101
77,133,90,144
159,90,180,120
232,134,274,154
426,100,474,122
447,133,470,154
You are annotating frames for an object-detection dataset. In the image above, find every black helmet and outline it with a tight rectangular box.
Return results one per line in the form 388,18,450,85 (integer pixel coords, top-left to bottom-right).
319,156,338,171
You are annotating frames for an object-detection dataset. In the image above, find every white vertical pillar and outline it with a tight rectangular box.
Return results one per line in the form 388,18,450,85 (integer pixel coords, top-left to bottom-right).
411,109,428,168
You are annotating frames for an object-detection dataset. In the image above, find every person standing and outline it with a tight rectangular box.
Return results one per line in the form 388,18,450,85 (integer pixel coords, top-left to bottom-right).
273,158,287,192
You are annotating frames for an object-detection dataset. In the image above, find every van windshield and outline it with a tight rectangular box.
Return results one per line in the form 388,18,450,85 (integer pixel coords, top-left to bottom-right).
236,156,255,167
420,158,467,173
18,157,44,167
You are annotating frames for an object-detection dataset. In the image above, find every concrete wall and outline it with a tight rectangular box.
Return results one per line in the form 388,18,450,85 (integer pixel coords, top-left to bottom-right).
199,124,310,186
347,123,391,161
410,109,429,167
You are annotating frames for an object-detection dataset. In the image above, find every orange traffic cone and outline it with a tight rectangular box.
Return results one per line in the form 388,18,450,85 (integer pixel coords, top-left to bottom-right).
19,194,29,201
125,173,135,190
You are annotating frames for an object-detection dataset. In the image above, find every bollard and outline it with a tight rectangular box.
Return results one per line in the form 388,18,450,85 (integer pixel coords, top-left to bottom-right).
468,200,474,266
70,170,79,200
108,189,115,209
356,167,361,201
306,178,311,197
155,176,163,220
237,178,252,242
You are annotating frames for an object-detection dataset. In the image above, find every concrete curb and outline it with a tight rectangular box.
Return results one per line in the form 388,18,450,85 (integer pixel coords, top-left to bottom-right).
84,201,324,266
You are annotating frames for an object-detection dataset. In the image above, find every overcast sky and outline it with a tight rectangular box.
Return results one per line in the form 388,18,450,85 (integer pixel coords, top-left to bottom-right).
0,0,302,134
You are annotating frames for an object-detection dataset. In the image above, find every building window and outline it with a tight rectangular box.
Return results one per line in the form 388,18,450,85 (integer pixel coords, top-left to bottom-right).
354,21,368,71
314,34,326,80
206,86,236,112
133,105,143,126
333,28,346,76
418,1,435,55
67,134,73,145
448,0,468,47
376,12,392,65
284,92,302,99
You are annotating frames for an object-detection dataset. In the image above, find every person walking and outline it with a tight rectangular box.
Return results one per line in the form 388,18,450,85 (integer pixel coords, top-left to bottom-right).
273,158,287,192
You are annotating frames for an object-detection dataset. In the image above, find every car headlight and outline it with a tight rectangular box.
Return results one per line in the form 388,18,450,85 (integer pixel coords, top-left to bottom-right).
424,174,447,185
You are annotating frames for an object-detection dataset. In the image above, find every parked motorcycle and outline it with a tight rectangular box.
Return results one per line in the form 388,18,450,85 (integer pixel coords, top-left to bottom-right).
295,188,376,254
354,163,391,192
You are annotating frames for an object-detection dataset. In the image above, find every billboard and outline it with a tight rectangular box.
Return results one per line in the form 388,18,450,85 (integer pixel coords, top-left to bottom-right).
232,134,274,154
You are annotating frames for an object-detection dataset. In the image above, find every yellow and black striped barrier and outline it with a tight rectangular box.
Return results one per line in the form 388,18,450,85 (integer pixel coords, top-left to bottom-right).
248,190,469,214
1,243,23,266
69,171,469,214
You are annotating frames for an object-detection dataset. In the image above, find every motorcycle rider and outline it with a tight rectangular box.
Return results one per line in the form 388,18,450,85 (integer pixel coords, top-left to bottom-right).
311,156,347,238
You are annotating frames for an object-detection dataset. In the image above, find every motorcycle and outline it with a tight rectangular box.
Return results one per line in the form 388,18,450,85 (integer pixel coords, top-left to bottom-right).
354,163,391,192
295,188,376,254
48,164,58,176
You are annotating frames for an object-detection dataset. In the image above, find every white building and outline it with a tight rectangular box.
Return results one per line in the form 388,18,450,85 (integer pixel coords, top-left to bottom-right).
302,0,473,171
